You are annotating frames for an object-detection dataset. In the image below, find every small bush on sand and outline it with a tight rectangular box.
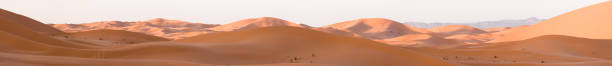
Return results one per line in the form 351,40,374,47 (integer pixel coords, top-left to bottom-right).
311,53,316,57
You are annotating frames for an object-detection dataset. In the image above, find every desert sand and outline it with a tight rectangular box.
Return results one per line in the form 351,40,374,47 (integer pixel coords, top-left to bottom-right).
1,9,458,66
2,1,612,66
66,29,170,44
429,25,487,36
208,17,309,31
49,18,219,39
490,1,612,42
322,18,430,39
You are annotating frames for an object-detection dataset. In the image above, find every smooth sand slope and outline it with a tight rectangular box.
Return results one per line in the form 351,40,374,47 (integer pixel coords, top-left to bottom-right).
0,9,98,49
208,17,308,31
492,1,612,42
323,18,430,39
479,35,612,60
67,29,170,44
408,35,612,66
176,26,456,66
408,1,612,66
0,9,65,35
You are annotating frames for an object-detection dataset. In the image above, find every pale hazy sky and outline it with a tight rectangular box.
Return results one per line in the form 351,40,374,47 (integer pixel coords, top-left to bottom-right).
0,0,608,27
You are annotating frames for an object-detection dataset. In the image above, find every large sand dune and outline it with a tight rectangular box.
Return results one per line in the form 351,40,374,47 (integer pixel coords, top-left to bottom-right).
49,18,219,39
323,18,430,39
0,9,65,35
492,1,612,42
208,17,309,31
3,1,612,66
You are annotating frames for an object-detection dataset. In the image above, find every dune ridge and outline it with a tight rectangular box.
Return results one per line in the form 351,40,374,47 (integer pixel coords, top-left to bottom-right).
208,17,309,31
322,18,430,39
49,18,219,39
491,1,612,42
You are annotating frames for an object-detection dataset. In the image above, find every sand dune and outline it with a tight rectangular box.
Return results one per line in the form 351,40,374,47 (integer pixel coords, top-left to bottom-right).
1,9,458,66
67,29,170,44
312,27,362,37
444,34,494,44
406,35,612,66
0,9,99,49
423,25,493,45
492,1,612,42
0,9,65,35
3,1,612,66
380,34,463,48
176,26,456,66
323,18,430,39
1,26,458,66
49,18,219,39
429,25,487,36
484,27,512,33
208,17,309,31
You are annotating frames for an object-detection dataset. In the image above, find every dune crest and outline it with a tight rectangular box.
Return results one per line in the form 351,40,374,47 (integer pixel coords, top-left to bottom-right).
0,9,65,35
492,1,612,42
429,25,487,36
208,17,309,31
323,18,430,39
49,18,219,39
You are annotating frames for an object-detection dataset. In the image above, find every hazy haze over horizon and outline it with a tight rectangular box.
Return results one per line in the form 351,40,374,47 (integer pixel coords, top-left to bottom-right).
0,0,607,27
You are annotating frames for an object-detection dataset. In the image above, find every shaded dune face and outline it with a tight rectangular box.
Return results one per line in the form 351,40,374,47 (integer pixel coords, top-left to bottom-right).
381,34,463,48
323,18,430,39
312,27,362,37
0,9,96,49
48,18,219,40
429,25,487,36
208,17,308,31
0,9,66,35
484,27,512,33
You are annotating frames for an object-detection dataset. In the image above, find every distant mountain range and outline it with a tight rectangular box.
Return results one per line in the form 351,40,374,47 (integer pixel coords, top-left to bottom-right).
403,17,544,28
